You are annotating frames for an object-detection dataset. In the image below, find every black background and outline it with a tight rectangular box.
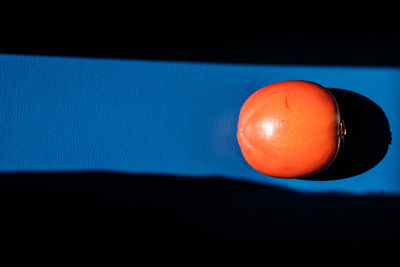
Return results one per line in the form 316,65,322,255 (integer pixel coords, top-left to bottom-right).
1,6,399,264
1,7,400,66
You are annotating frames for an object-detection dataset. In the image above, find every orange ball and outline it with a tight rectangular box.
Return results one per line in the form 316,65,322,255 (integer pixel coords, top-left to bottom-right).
237,80,344,178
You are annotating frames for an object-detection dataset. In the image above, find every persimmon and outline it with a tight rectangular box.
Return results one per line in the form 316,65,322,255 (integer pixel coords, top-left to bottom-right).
237,80,346,178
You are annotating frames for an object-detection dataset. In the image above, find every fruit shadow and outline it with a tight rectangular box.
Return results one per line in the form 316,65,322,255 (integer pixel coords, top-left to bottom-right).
303,88,392,181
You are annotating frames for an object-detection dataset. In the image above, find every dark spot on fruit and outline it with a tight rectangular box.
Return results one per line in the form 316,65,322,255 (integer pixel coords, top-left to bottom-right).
285,96,291,110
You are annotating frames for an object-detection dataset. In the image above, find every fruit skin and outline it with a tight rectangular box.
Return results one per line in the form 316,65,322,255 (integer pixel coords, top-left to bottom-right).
237,80,341,178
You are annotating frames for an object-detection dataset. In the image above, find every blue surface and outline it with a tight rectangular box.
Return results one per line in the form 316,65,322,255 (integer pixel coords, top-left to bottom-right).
0,54,398,195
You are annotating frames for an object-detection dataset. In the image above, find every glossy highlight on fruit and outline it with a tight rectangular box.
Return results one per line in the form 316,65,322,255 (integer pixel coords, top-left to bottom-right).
237,80,344,178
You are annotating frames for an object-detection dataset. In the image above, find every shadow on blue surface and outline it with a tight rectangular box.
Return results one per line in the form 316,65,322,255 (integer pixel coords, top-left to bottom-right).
306,88,391,181
1,9,399,67
1,170,399,250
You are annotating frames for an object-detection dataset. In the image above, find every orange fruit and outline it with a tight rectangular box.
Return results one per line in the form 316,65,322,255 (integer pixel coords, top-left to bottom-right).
237,80,345,178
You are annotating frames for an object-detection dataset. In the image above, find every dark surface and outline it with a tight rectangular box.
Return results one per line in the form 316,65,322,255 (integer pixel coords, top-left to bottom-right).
1,8,400,66
1,171,399,262
306,88,392,181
